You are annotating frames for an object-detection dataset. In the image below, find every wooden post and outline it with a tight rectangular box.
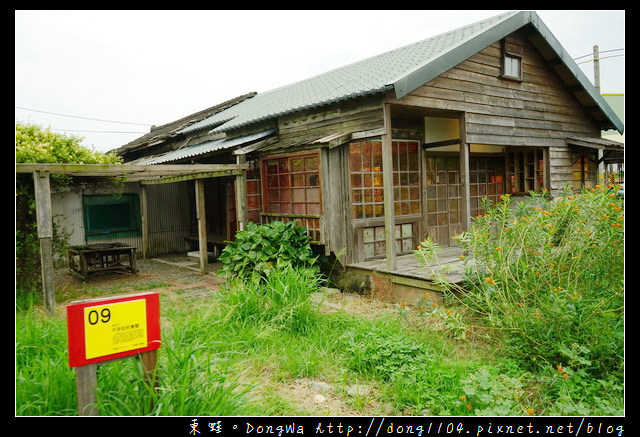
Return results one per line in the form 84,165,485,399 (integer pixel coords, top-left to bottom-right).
235,154,248,232
75,363,99,416
195,179,208,273
381,103,396,271
33,170,55,313
459,114,471,233
140,184,149,259
139,350,159,411
75,352,158,416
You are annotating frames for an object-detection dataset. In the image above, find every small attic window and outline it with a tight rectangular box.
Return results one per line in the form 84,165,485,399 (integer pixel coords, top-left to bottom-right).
503,53,522,80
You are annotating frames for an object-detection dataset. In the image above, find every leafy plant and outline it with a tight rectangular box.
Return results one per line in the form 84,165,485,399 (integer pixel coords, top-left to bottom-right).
343,328,431,381
218,221,317,282
461,366,525,416
15,122,122,297
445,187,624,379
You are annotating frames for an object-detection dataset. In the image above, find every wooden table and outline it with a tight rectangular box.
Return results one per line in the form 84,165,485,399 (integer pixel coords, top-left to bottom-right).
68,243,137,279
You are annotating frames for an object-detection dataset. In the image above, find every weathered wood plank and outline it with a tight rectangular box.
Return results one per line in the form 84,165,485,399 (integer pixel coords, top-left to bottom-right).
195,179,208,274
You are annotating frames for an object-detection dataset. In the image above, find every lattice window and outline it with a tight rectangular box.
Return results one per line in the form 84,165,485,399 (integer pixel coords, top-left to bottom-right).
246,161,262,224
263,152,321,215
506,149,544,194
363,223,415,259
470,157,505,218
571,152,598,190
261,152,322,242
349,139,420,219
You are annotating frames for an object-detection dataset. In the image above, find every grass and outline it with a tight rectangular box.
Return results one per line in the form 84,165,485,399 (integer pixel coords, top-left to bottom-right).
14,279,590,417
16,187,623,416
15,274,496,416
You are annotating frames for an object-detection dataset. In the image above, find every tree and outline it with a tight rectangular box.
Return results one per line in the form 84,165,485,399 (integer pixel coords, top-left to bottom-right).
15,122,122,300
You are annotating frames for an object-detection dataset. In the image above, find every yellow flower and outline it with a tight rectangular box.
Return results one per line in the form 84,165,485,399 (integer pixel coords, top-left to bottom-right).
484,276,496,285
527,408,535,416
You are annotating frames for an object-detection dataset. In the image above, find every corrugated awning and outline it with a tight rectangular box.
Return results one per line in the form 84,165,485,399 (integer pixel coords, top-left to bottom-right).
566,136,624,151
140,130,275,165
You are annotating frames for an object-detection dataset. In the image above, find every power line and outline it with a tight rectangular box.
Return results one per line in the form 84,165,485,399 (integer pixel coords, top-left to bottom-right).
15,106,152,127
575,54,624,65
573,48,624,61
49,128,147,134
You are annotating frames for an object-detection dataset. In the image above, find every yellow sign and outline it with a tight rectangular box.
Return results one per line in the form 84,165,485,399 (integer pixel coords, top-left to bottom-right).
84,299,148,360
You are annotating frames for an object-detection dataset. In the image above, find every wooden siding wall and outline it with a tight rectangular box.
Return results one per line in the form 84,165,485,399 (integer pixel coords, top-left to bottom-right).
276,95,385,151
389,30,601,149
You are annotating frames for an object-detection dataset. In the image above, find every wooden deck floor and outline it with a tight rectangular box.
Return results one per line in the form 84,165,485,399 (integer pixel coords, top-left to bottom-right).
347,246,467,283
345,247,470,304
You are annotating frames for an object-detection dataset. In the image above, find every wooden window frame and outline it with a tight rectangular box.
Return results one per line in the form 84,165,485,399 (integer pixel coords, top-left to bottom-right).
571,151,598,190
349,139,421,220
246,159,262,224
502,53,522,80
260,150,322,242
506,148,545,195
83,193,141,240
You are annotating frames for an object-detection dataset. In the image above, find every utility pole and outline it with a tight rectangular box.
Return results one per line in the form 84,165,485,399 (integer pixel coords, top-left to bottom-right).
593,44,601,92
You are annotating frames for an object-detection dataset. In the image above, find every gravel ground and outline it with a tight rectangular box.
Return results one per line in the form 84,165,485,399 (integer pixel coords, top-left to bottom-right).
53,254,225,306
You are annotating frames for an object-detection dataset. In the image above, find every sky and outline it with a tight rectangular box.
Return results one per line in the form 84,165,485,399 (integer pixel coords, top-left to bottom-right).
15,10,625,154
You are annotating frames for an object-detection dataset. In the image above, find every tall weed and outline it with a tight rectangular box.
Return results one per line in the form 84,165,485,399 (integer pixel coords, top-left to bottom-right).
222,265,323,334
431,186,624,380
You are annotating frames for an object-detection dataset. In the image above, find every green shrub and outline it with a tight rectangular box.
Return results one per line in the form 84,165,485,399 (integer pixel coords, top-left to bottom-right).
16,122,122,296
442,186,624,380
344,329,431,381
218,221,317,282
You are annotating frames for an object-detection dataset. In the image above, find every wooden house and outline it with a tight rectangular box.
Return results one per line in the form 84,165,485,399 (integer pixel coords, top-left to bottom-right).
114,11,623,295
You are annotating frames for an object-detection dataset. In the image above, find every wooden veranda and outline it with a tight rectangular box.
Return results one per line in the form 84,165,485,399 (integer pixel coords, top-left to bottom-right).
346,246,469,305
16,162,249,313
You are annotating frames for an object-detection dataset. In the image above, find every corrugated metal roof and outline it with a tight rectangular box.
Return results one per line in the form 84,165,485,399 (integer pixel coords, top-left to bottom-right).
136,130,274,164
181,11,521,136
180,11,622,136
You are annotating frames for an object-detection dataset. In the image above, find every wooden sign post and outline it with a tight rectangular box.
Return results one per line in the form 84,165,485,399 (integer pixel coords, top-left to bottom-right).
66,292,161,415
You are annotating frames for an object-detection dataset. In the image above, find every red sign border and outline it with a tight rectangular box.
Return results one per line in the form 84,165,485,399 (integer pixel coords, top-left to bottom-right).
66,292,161,368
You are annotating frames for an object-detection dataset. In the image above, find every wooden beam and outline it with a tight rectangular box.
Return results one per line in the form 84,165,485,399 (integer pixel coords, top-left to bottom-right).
139,170,243,185
16,163,248,181
381,103,396,271
423,138,461,149
195,179,208,274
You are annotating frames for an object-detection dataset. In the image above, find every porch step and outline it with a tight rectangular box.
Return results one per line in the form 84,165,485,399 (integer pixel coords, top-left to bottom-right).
187,251,216,262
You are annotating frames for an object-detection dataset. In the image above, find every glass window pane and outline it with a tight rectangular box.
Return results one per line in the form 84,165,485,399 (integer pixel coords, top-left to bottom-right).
291,158,304,172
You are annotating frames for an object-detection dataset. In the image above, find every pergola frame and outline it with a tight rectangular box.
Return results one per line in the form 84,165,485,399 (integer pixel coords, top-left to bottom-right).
16,163,249,314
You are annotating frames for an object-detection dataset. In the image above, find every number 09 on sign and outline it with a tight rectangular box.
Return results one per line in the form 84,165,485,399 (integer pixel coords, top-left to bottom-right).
67,292,161,368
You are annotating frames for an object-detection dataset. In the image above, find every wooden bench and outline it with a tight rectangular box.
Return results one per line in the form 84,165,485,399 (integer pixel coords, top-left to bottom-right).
183,236,227,257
